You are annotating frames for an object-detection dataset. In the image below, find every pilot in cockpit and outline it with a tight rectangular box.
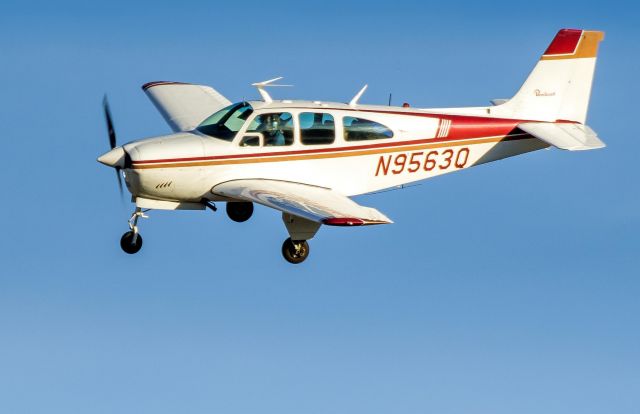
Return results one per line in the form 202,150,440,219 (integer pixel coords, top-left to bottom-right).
261,114,285,146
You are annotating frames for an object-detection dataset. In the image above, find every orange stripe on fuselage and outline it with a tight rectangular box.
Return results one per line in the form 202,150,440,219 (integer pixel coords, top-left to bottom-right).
131,134,532,170
133,111,526,167
132,111,532,169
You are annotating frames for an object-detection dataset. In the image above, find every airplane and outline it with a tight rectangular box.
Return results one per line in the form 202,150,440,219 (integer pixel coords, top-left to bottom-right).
98,28,605,264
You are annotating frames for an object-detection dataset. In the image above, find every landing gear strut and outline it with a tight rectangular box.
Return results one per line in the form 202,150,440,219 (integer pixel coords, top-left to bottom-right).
120,207,148,254
281,238,310,264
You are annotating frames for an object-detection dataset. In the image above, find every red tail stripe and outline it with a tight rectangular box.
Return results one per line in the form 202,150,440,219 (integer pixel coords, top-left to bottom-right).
544,29,582,55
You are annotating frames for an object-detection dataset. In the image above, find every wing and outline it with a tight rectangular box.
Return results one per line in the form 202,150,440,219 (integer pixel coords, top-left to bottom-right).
518,122,605,151
212,179,393,226
142,81,232,132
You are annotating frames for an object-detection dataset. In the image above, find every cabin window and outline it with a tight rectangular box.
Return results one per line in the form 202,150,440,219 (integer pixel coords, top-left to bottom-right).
196,102,254,141
299,112,335,145
239,135,260,147
245,112,294,146
343,116,394,141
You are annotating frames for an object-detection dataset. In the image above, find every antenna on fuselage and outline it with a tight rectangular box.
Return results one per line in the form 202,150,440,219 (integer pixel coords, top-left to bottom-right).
252,77,292,103
388,93,392,106
349,84,368,107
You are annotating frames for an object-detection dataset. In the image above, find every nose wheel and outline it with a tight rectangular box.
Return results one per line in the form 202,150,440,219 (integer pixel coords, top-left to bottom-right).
120,207,148,254
120,231,143,254
281,238,310,264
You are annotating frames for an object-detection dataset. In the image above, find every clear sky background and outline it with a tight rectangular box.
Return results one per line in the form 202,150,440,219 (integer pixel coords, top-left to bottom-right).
0,1,638,413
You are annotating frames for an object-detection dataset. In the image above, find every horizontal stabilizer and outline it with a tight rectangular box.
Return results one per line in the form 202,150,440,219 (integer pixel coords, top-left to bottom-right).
142,81,231,132
491,99,509,106
518,122,605,151
212,179,392,225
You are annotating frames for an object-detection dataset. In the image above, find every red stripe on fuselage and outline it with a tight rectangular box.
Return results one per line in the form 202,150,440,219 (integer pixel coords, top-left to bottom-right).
133,110,526,165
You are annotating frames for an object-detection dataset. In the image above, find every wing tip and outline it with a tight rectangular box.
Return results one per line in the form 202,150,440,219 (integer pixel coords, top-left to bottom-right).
322,217,392,226
323,218,365,226
141,80,191,91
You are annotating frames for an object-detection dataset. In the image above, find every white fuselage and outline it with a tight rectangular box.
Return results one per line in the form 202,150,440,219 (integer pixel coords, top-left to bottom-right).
121,100,546,205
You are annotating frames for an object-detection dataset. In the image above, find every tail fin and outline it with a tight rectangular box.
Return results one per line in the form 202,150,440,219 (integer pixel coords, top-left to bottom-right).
494,29,604,123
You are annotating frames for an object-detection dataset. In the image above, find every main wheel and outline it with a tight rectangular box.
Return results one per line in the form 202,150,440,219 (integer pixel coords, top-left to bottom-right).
226,202,254,222
120,231,143,254
281,238,310,264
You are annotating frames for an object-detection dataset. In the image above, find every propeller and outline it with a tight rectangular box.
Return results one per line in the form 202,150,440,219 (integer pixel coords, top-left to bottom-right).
102,95,124,197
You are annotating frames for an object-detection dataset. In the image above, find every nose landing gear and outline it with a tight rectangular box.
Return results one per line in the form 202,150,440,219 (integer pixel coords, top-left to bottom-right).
120,231,143,254
120,207,148,254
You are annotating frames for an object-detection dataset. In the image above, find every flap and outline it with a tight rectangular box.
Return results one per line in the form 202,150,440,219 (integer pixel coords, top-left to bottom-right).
142,81,232,132
212,179,392,226
518,122,605,151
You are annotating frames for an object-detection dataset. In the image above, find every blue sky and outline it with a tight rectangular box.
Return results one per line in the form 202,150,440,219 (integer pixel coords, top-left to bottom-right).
0,1,638,413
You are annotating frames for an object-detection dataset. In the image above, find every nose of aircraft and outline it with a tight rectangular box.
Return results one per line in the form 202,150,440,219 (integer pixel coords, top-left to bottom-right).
97,146,126,168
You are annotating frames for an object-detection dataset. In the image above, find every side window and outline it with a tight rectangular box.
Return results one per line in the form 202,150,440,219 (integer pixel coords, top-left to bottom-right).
239,135,261,147
343,116,394,141
244,112,294,146
299,112,335,145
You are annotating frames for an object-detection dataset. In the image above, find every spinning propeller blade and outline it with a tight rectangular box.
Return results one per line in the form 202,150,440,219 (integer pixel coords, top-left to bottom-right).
103,95,116,150
102,95,124,197
115,168,123,196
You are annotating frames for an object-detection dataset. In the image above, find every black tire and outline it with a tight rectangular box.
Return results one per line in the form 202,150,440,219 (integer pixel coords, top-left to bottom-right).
226,202,254,222
120,231,143,254
281,238,309,264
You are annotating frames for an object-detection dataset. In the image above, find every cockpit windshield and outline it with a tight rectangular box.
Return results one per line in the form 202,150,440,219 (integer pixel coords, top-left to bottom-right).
196,102,254,141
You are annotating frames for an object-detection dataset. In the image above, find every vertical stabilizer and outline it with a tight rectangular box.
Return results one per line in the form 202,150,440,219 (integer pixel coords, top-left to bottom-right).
494,29,604,123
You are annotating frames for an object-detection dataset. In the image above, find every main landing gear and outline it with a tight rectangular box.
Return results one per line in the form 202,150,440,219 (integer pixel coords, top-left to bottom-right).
226,201,253,222
280,213,320,265
120,207,148,254
281,238,310,264
224,203,309,264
